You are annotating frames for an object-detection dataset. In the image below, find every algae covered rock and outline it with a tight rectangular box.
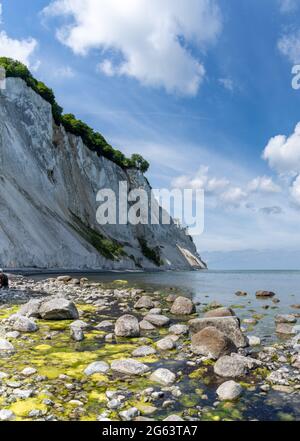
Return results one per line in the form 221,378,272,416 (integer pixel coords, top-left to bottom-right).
115,315,140,337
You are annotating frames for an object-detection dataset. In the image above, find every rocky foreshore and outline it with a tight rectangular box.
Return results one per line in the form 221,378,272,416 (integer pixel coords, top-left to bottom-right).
0,275,299,421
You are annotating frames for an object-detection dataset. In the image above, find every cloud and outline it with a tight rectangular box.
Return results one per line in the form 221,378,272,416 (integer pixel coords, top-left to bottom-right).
219,187,247,206
53,66,75,78
171,166,229,193
259,206,283,215
218,77,234,91
278,0,298,13
263,122,300,175
278,30,300,64
290,175,300,205
0,3,37,67
248,176,281,193
42,0,222,96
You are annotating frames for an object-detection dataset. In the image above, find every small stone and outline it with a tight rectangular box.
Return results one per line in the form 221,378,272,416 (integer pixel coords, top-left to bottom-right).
170,297,195,315
169,324,189,335
119,407,140,421
243,318,258,325
5,331,20,339
70,325,84,342
132,346,157,357
21,367,37,377
96,320,114,329
115,315,140,337
0,410,15,421
235,291,247,297
156,337,176,351
111,359,150,376
150,368,176,386
216,381,243,401
247,336,261,346
84,361,110,376
144,314,170,327
214,355,248,378
0,339,14,352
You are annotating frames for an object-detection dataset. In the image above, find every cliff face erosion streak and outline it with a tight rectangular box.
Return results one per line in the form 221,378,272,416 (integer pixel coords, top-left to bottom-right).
0,78,206,270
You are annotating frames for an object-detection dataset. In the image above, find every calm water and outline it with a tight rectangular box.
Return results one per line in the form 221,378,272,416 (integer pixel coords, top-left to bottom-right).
31,269,300,342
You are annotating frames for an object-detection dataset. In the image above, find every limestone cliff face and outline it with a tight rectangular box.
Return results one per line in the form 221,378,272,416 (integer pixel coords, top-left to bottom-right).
0,78,206,270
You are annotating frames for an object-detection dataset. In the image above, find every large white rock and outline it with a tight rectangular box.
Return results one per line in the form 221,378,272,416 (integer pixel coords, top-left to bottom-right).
84,361,110,376
115,315,140,337
111,359,150,376
216,381,243,401
150,368,176,386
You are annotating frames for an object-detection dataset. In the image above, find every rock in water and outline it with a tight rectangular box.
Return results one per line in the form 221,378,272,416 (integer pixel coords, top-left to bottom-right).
275,323,296,335
114,315,140,337
134,296,154,309
256,291,276,298
189,316,247,348
132,346,157,357
216,381,243,401
169,324,189,335
156,337,176,351
204,307,235,318
39,298,79,320
191,326,237,359
275,314,297,324
170,297,195,315
214,355,248,378
0,339,14,352
150,368,176,386
111,359,150,376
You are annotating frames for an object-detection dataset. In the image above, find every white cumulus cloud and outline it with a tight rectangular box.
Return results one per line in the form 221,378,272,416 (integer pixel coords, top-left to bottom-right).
248,176,281,193
0,3,37,67
290,175,300,205
219,187,247,206
172,166,229,193
42,0,222,96
263,122,300,175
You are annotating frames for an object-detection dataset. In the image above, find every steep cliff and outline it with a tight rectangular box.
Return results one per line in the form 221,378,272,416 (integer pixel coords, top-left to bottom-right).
0,77,206,270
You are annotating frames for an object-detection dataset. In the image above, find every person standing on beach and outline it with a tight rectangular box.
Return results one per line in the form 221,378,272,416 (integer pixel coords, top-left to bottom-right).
0,269,9,289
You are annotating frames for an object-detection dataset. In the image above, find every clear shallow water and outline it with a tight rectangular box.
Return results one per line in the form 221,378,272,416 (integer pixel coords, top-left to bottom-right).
28,269,300,420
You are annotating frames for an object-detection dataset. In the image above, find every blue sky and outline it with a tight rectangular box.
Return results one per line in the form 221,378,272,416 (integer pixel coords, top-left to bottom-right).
2,0,300,268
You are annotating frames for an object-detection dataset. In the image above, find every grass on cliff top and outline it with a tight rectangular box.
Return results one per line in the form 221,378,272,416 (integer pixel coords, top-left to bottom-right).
0,57,149,173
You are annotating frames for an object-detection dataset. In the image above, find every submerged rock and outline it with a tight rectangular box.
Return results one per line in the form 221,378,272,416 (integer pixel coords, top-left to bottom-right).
191,326,237,359
216,381,243,401
150,368,176,386
276,323,297,335
170,296,195,315
111,359,150,376
114,315,140,337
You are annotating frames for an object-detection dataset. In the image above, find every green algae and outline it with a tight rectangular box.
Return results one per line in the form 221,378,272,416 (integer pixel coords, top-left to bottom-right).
9,397,47,417
189,367,208,379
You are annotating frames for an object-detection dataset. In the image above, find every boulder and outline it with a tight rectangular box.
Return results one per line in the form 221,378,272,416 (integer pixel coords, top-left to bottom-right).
134,296,154,309
189,316,247,348
214,355,248,378
115,315,140,337
56,275,72,282
169,324,189,335
8,314,38,332
170,296,195,315
191,326,236,359
156,337,176,351
150,368,176,386
111,359,150,376
144,314,170,327
216,381,243,401
256,291,276,298
39,297,79,320
204,307,235,318
84,361,110,376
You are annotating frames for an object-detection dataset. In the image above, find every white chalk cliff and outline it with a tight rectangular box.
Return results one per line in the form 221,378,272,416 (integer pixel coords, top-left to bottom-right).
0,78,206,270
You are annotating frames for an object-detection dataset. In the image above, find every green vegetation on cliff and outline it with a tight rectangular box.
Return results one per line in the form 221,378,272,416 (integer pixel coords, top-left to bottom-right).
0,57,149,172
